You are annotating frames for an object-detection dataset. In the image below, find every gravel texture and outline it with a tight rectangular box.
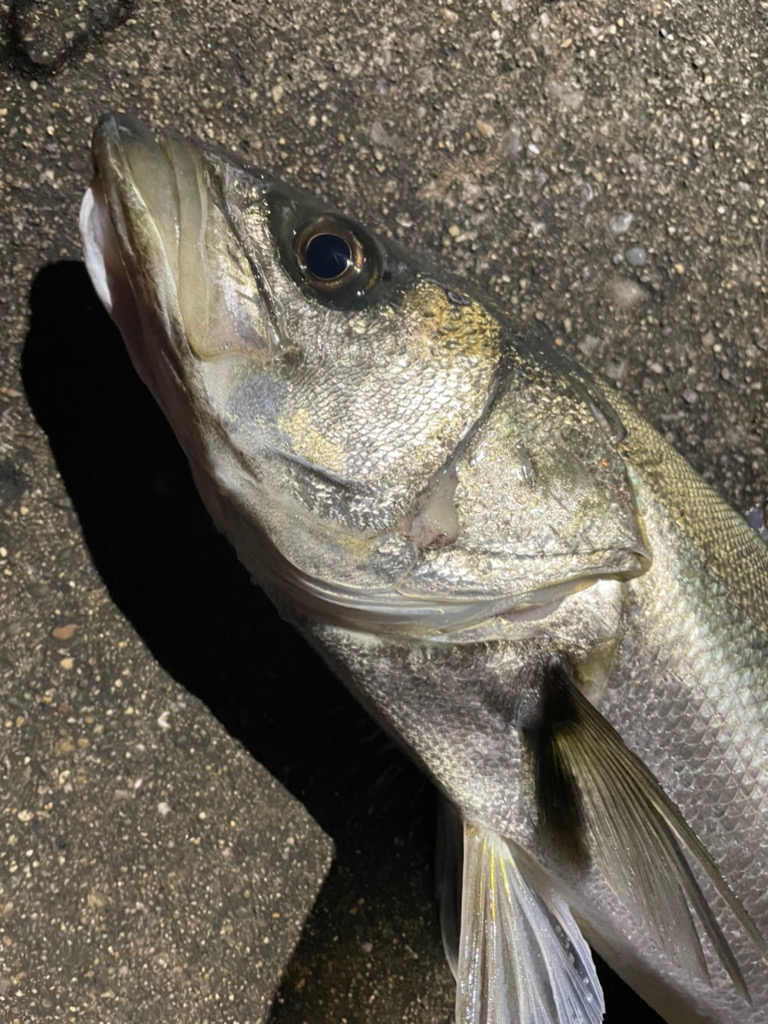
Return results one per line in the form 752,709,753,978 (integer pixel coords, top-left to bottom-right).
1,0,766,1022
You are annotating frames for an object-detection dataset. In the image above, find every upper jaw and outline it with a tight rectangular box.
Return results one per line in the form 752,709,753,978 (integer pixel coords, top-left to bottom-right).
80,112,184,331
82,115,242,355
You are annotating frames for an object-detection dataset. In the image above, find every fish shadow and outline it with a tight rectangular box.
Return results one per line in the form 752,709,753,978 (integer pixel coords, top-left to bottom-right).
21,260,456,1022
21,260,426,827
20,261,660,1023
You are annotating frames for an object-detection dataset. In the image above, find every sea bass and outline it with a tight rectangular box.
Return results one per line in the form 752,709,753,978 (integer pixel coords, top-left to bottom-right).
79,113,768,1024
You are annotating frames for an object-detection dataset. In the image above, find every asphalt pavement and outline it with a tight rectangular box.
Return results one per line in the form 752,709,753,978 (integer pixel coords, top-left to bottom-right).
0,1,766,1022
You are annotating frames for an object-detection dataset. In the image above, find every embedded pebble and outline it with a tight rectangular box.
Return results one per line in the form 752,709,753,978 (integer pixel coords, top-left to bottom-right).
52,623,77,641
625,246,647,268
605,276,647,309
609,212,634,235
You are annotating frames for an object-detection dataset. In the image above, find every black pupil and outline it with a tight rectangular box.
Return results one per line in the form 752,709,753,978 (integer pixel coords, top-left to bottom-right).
304,233,352,280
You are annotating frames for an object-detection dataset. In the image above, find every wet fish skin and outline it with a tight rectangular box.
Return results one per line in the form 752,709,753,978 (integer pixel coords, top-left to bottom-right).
80,113,768,1024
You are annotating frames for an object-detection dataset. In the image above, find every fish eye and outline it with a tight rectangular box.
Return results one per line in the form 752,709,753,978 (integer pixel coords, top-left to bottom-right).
293,215,379,300
303,233,352,280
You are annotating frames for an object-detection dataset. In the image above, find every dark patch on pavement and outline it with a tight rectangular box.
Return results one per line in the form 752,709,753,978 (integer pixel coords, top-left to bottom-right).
7,0,137,75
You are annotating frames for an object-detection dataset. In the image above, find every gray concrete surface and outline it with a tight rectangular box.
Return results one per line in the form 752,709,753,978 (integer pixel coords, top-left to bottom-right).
0,0,766,1022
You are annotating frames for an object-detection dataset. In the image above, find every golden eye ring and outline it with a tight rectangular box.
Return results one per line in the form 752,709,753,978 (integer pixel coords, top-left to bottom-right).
293,216,374,296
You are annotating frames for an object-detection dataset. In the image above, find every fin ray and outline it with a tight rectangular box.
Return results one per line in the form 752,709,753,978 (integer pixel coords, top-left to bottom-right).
526,657,768,999
456,820,604,1024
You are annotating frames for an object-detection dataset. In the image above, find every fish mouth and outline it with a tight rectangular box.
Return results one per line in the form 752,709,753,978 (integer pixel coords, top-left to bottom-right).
80,112,276,389
80,114,186,373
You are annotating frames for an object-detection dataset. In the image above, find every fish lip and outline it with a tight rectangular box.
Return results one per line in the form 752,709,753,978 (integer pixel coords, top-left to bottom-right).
90,111,177,242
87,112,282,367
86,111,184,333
92,111,163,169
80,111,192,410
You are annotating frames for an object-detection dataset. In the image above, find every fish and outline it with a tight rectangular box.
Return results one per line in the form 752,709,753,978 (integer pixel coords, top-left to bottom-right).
79,112,768,1024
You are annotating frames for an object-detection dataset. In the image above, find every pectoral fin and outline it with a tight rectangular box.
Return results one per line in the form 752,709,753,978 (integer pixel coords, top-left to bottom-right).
524,657,768,999
455,816,604,1024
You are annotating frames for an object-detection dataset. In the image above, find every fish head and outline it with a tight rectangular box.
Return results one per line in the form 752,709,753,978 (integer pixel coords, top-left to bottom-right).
81,113,649,636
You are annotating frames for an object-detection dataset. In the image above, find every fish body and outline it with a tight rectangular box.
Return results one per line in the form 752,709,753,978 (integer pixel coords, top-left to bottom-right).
80,113,768,1023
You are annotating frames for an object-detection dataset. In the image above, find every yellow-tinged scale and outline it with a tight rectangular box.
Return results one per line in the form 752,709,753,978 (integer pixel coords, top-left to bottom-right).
401,282,502,360
278,406,346,474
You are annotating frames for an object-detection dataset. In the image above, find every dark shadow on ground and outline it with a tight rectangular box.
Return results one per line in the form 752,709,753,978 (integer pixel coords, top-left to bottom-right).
21,260,662,1024
21,261,419,825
